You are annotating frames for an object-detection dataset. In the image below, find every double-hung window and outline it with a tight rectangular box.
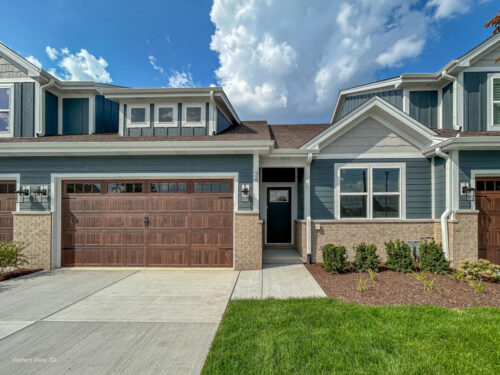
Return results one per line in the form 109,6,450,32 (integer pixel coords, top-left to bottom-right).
0,84,13,137
336,163,404,219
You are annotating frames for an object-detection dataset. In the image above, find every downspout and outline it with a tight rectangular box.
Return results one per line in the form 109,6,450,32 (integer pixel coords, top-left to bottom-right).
38,79,55,137
305,153,313,264
209,90,216,135
435,147,451,261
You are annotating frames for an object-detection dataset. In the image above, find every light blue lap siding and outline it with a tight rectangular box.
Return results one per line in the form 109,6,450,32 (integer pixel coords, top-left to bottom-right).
434,157,446,218
339,89,403,119
0,155,253,211
458,151,500,210
310,158,432,220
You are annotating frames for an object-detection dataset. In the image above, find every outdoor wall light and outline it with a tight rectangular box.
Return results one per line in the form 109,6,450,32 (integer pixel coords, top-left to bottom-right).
460,182,475,202
32,185,49,203
241,184,250,201
15,186,30,203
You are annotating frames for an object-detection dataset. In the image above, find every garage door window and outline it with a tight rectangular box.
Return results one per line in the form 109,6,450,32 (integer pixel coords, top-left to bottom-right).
108,182,143,194
66,183,101,194
0,183,15,194
194,182,230,193
150,182,186,193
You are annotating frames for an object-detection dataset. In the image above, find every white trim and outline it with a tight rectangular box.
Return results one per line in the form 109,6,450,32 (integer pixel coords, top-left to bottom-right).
153,102,178,128
253,153,259,212
334,162,406,220
126,104,150,128
0,78,37,83
34,81,40,135
57,94,95,134
182,102,206,128
315,152,425,160
402,89,409,114
437,87,442,129
486,73,500,130
470,169,500,210
456,72,464,129
0,42,41,77
50,172,239,269
89,95,95,134
0,83,14,138
0,174,21,212
450,150,460,211
261,182,296,245
118,103,124,136
431,156,435,219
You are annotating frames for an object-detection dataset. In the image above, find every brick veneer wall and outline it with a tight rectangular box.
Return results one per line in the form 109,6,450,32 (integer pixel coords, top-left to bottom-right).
234,212,263,270
12,212,52,270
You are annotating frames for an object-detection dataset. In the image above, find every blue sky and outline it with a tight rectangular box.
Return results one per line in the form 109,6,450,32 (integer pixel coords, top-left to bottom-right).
1,0,498,123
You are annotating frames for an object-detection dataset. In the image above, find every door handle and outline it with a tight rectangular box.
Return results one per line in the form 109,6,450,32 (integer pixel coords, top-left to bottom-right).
144,216,149,227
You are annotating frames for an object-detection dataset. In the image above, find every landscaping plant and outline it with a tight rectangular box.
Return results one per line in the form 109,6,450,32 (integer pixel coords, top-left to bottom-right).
418,241,449,274
468,280,485,294
385,240,414,272
357,278,370,293
0,241,28,274
322,244,349,274
412,271,440,293
367,269,377,281
353,243,380,272
457,259,500,282
451,271,465,283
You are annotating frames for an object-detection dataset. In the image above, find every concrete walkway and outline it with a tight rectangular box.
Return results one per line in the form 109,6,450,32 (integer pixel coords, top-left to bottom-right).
0,269,237,375
231,264,326,300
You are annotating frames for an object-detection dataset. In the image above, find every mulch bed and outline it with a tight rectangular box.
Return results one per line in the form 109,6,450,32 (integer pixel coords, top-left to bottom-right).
306,263,500,308
0,268,41,282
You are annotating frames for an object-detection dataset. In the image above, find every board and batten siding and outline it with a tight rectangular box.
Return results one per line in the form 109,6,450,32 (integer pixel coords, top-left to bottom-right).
409,90,438,129
45,90,58,136
310,158,432,220
13,82,35,137
441,83,454,130
124,103,209,136
0,155,253,211
458,150,500,210
338,89,403,119
95,95,119,133
62,98,89,135
434,156,446,218
463,72,492,132
216,108,232,134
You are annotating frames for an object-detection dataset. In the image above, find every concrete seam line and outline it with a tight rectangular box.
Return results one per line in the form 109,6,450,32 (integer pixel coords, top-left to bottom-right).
39,270,140,322
0,321,37,343
261,269,264,299
227,271,240,302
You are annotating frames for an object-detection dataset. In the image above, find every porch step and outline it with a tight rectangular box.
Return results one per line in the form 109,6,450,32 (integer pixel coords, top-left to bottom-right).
263,248,303,265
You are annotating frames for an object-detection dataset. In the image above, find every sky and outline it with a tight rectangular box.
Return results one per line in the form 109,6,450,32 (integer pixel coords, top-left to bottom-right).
1,0,498,124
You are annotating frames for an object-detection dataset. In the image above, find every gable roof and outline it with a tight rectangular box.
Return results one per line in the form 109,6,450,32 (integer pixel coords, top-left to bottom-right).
0,41,42,77
269,124,330,149
304,96,437,151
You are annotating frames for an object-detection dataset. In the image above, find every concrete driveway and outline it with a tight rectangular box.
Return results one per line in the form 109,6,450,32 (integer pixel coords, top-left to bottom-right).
0,269,238,375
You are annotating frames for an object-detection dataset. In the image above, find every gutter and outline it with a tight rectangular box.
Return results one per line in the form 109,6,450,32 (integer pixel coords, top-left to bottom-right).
305,153,313,264
37,79,55,136
435,147,451,261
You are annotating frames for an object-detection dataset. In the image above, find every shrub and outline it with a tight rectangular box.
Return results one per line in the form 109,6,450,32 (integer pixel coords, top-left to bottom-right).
322,244,349,274
0,241,28,273
353,243,380,272
457,259,500,282
419,241,449,274
385,240,414,273
468,280,485,293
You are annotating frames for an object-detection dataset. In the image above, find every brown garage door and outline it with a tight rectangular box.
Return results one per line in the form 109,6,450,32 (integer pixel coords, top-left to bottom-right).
476,177,500,264
0,181,16,242
61,179,233,267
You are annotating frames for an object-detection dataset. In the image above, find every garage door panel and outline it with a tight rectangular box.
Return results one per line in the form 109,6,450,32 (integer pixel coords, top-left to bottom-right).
105,215,144,228
190,248,232,267
191,197,232,212
148,197,190,211
148,214,188,229
105,231,145,246
103,248,144,266
191,231,232,246
147,248,190,267
0,182,17,243
191,214,232,229
147,230,189,245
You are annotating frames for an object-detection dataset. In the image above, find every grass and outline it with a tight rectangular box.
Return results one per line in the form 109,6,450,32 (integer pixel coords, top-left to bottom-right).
202,298,500,375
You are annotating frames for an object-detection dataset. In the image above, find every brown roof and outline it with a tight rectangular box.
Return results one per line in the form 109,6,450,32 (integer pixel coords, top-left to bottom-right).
269,124,331,148
434,129,500,137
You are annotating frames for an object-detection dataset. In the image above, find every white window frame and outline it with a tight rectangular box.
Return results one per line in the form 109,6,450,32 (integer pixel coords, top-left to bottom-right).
0,83,14,138
182,103,205,127
126,104,150,128
334,162,406,220
487,73,500,130
154,103,178,128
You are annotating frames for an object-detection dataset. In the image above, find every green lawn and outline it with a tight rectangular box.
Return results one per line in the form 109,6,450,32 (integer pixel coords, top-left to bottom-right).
202,298,500,375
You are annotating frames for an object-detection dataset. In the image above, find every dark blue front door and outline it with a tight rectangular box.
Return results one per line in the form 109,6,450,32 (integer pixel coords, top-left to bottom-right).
267,187,292,243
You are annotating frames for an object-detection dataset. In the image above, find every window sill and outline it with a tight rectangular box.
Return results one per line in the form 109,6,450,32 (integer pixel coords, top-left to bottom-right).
127,123,150,128
154,123,178,128
182,123,205,128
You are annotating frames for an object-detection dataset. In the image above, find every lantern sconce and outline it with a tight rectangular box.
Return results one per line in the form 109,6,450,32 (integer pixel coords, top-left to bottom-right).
241,184,250,201
14,186,30,203
32,185,49,203
460,182,475,202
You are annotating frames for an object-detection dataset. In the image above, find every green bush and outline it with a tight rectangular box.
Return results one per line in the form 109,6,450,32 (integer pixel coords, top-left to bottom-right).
322,244,349,274
353,243,380,272
385,240,414,272
0,241,28,273
419,241,449,274
457,259,500,282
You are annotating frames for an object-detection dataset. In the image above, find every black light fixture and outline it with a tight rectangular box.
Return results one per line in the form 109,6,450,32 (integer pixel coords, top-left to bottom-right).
461,184,475,202
14,187,30,203
32,185,49,203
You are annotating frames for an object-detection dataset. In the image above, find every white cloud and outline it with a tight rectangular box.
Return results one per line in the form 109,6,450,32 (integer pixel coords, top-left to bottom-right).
427,0,473,19
210,0,433,123
55,48,112,83
168,71,195,88
148,55,164,74
25,55,42,68
45,46,58,60
375,36,425,67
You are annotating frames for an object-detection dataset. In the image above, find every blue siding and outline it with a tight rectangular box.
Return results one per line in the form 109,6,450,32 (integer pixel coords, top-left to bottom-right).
0,155,253,211
458,151,500,209
45,90,58,136
463,72,492,132
95,95,119,133
441,83,454,130
434,157,446,218
63,98,89,135
216,109,232,134
339,89,403,119
409,91,438,129
310,158,432,219
13,82,35,137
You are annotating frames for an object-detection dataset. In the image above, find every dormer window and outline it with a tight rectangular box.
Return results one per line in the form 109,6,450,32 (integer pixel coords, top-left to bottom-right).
493,78,500,126
0,84,13,137
154,104,178,128
487,74,500,130
127,104,150,128
183,103,205,127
